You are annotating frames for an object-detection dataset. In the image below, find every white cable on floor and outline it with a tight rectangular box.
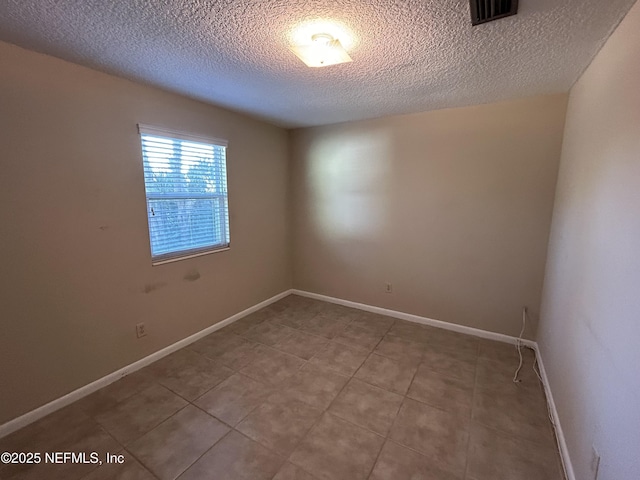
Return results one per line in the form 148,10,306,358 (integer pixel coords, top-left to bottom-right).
512,307,557,424
513,307,527,383
510,308,567,479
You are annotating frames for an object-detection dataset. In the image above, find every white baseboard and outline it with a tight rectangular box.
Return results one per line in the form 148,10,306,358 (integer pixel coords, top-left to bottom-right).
292,289,537,348
0,289,293,439
532,344,575,480
293,289,573,480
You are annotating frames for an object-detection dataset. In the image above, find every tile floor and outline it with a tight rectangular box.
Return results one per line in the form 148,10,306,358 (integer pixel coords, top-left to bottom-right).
0,295,565,480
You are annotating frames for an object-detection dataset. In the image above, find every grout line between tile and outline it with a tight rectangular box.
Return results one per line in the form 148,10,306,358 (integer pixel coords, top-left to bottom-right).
121,446,163,480
172,429,235,480
228,429,289,473
364,437,388,480
121,402,191,448
462,349,481,479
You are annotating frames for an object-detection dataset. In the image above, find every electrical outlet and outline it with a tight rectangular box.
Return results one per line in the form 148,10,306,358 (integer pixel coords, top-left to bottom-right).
136,322,147,338
385,282,392,293
591,445,601,480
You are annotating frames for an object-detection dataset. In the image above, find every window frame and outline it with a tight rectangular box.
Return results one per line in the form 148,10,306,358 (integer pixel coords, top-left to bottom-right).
137,124,231,266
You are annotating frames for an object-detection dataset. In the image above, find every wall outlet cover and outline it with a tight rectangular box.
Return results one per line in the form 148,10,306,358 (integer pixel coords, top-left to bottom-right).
136,323,147,338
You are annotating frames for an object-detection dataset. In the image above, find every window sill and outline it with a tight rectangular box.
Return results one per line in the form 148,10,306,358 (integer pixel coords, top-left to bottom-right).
151,246,230,266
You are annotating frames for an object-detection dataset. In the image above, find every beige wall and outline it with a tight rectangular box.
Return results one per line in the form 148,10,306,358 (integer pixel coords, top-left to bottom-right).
538,2,640,479
0,42,291,424
291,94,567,337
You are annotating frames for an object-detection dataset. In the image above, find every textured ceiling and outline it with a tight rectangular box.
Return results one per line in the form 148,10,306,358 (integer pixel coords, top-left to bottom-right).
0,0,636,127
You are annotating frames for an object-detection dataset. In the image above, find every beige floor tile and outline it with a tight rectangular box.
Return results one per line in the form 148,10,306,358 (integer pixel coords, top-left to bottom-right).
370,440,461,480
269,306,319,329
194,373,273,426
1,418,120,480
227,310,273,335
278,294,321,311
127,405,229,480
289,413,384,480
241,322,296,346
179,430,283,480
80,452,156,480
354,353,418,395
74,372,155,417
188,329,239,354
272,330,329,360
421,345,477,383
54,422,121,477
187,328,239,346
328,379,403,436
262,299,292,315
477,339,533,364
277,364,349,409
407,364,474,417
373,335,424,363
466,423,564,480
320,303,363,319
309,342,369,376
347,313,395,335
472,386,554,445
333,324,384,350
239,346,305,385
147,349,233,401
386,320,435,343
475,356,543,396
95,384,187,445
389,398,469,477
236,395,323,456
0,404,93,453
213,340,263,371
273,462,319,480
425,329,479,357
297,311,351,339
424,340,480,360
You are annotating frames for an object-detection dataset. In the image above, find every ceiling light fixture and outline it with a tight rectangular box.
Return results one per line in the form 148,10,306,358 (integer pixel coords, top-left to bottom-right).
289,32,352,68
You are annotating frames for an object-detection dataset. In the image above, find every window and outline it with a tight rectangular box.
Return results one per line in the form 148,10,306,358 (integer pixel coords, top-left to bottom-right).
138,124,230,265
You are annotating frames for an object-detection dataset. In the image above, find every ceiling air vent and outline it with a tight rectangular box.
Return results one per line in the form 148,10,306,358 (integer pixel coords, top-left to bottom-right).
470,0,519,26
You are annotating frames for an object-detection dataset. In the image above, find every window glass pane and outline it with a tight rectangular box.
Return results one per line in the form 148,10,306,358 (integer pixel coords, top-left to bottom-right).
139,129,229,262
141,135,226,196
147,198,225,256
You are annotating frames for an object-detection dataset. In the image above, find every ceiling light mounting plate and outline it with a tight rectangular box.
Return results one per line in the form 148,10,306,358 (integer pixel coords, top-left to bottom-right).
289,31,352,68
311,33,334,44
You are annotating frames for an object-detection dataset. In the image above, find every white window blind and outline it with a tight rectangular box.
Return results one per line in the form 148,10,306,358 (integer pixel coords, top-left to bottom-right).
138,124,230,265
